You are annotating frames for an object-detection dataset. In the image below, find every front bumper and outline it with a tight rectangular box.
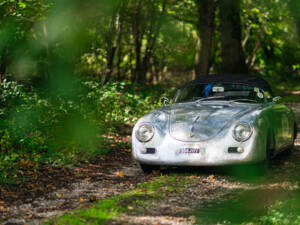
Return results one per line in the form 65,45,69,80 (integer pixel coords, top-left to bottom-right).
132,132,265,166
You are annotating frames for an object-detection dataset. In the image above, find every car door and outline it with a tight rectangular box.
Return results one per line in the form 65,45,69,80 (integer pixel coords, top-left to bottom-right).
271,101,294,152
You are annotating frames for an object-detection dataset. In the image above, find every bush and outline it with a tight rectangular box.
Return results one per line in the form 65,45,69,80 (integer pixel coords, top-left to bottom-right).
258,198,300,225
0,79,172,184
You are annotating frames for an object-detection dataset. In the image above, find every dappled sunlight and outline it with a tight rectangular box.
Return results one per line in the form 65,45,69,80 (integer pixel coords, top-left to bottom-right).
0,0,299,224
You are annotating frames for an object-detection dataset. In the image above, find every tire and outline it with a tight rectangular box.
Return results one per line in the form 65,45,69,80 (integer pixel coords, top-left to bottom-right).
280,123,297,155
286,123,298,154
282,143,294,156
266,147,275,160
266,131,275,160
294,123,298,140
140,164,160,173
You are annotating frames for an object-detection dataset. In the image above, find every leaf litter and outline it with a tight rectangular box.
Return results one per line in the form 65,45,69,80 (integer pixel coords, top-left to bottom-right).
1,133,300,225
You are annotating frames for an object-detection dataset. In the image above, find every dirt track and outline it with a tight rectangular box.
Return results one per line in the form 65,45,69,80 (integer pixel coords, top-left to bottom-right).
1,104,300,225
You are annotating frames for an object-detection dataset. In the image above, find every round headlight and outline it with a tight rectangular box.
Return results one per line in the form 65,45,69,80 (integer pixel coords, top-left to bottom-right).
233,122,253,142
135,123,155,142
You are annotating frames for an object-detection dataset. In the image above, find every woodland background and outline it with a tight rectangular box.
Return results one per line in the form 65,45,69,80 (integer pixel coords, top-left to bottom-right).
0,0,299,185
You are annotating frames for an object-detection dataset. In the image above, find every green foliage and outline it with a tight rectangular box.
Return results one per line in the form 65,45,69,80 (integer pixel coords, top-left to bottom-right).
241,0,300,85
0,79,170,185
0,0,299,187
251,197,300,225
0,79,27,115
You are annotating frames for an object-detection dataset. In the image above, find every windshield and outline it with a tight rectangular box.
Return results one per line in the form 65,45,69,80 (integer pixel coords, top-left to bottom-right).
174,83,271,103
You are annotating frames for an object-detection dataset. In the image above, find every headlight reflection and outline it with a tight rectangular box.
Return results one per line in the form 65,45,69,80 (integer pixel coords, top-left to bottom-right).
135,123,155,142
233,122,253,142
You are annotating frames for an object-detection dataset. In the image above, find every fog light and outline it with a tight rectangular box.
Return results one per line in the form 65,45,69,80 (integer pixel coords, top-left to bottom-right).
140,148,147,154
228,147,244,153
140,148,156,154
237,147,244,153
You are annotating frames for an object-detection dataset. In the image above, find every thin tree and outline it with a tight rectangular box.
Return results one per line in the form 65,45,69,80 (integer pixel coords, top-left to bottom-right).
219,0,248,74
194,0,216,77
288,0,300,42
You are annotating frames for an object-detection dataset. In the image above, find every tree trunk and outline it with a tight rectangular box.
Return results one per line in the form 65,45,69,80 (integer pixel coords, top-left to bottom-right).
141,0,167,82
116,13,124,81
296,21,300,42
104,46,117,84
288,0,300,42
194,0,216,78
132,0,144,83
135,34,143,83
129,49,135,82
0,60,6,75
0,62,6,83
102,3,123,84
219,0,248,74
0,52,7,82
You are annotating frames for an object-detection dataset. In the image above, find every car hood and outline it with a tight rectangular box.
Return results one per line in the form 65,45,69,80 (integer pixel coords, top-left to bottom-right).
168,102,259,142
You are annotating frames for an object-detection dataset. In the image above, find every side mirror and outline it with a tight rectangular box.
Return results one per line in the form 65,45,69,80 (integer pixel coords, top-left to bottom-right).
161,97,169,106
272,96,281,103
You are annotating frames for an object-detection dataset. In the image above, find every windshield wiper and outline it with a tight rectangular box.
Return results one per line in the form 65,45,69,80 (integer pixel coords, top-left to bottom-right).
190,113,201,137
230,99,258,103
195,96,227,103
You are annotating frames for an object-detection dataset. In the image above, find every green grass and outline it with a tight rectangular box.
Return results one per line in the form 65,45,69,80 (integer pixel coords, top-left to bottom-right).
281,95,300,102
46,174,190,225
273,81,300,103
48,198,122,225
252,197,300,225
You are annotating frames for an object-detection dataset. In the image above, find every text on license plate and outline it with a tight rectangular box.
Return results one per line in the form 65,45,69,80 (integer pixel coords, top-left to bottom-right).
179,147,205,154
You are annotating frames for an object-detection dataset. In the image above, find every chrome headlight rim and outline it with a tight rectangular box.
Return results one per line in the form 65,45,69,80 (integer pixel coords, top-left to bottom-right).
232,122,253,142
135,123,155,143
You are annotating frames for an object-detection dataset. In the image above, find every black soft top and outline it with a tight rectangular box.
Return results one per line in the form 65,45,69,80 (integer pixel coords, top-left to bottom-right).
183,74,272,94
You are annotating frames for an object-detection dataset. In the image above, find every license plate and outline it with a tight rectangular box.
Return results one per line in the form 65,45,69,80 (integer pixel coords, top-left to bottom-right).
179,147,205,154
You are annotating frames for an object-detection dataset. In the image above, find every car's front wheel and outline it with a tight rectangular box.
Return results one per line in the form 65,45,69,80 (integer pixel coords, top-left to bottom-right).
294,123,298,140
286,123,298,154
279,123,297,156
140,164,160,173
266,131,275,160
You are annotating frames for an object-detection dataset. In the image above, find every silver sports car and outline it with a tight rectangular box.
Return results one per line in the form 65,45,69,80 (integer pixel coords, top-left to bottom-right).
132,74,297,172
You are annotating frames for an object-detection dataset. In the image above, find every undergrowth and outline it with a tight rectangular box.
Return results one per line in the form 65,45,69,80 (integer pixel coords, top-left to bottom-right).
0,79,174,185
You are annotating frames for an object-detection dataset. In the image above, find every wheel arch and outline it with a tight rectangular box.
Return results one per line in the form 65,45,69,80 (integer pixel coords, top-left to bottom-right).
294,122,298,140
266,126,276,159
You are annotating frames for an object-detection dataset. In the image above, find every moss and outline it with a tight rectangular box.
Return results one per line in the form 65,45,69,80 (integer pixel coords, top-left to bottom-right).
46,174,191,224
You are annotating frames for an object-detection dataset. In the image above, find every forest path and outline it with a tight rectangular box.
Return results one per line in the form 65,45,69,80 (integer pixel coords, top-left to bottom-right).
2,139,300,225
0,148,147,224
1,103,300,225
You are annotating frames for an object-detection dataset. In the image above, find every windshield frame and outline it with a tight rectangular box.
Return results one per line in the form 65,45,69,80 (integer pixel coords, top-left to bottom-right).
173,82,272,104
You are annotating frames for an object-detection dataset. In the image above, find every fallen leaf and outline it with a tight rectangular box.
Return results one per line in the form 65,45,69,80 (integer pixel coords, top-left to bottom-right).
55,192,62,198
208,175,215,182
80,197,85,202
127,206,134,210
152,170,159,175
76,204,84,209
26,215,33,220
89,196,97,202
116,171,124,177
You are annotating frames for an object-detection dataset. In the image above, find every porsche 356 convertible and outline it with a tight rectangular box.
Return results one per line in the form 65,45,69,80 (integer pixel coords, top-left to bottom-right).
132,74,297,172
